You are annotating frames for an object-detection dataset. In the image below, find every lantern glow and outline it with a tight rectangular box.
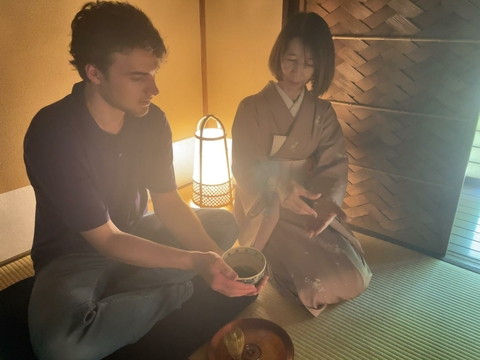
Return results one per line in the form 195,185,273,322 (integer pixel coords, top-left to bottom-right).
192,115,233,208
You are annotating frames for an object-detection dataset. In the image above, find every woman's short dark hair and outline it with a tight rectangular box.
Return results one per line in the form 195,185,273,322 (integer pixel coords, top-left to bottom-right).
269,12,335,97
70,1,166,81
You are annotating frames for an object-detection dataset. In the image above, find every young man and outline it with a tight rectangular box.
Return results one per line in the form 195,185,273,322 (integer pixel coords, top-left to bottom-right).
24,2,266,359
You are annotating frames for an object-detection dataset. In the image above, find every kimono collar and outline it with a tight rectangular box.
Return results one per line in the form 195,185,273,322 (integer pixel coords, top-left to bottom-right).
273,81,305,117
261,81,316,136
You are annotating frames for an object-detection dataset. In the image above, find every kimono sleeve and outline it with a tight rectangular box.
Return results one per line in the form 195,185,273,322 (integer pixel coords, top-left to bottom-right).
307,103,348,206
24,115,109,233
232,98,278,217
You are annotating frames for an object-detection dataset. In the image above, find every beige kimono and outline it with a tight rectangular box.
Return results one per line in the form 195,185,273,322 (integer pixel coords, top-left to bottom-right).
232,82,371,316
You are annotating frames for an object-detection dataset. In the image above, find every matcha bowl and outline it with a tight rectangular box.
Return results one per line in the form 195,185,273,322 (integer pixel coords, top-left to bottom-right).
222,246,267,285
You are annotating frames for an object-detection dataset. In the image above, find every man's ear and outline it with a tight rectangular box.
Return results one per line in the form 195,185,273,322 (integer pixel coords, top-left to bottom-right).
85,64,103,85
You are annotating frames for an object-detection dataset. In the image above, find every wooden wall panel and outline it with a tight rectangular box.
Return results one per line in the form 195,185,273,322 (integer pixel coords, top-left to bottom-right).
300,0,480,255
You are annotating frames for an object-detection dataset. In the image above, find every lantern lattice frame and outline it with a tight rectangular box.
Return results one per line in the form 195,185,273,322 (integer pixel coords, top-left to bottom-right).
192,115,233,208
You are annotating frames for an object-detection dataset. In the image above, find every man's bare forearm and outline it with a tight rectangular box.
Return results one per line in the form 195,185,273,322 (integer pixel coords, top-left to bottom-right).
104,231,201,268
82,222,201,269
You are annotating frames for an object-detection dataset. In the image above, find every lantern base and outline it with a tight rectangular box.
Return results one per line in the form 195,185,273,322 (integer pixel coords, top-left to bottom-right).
192,180,233,208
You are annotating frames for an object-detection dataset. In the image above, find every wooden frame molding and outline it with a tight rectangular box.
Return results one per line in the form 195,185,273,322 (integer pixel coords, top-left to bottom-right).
199,0,208,115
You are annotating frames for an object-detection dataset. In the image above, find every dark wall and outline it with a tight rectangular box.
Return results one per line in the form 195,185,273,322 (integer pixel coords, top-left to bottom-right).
288,0,480,255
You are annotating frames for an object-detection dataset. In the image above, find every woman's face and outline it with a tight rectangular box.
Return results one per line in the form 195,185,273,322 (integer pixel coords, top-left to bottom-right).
280,38,315,91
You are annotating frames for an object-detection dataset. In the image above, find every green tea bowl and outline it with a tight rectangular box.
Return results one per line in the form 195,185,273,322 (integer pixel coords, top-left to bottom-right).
222,246,267,285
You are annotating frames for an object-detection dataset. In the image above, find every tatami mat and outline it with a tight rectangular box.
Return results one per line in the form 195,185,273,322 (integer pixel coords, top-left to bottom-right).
2,236,480,360
192,234,480,360
0,255,33,291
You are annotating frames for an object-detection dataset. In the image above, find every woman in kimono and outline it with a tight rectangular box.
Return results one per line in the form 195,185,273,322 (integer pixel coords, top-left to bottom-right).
232,12,371,316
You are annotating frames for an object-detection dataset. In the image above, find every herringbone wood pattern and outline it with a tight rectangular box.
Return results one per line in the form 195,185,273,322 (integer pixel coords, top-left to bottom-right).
306,0,480,254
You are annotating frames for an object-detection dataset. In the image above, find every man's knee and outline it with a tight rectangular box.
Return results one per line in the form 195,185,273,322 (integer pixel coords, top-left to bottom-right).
130,213,162,241
217,210,239,251
199,209,239,251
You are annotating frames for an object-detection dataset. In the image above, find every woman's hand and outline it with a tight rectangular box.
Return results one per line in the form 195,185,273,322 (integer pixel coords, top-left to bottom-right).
305,198,350,237
191,252,268,297
277,179,321,217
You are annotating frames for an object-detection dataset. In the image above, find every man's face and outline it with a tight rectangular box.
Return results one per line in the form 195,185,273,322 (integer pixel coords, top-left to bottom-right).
97,48,160,117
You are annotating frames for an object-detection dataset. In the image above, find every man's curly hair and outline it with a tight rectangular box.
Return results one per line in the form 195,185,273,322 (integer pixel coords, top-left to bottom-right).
69,1,166,80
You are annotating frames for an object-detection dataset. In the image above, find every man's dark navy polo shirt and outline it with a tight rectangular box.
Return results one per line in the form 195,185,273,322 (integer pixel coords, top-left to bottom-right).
24,82,177,272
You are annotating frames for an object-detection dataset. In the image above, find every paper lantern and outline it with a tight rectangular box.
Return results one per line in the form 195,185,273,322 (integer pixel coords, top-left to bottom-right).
192,115,233,207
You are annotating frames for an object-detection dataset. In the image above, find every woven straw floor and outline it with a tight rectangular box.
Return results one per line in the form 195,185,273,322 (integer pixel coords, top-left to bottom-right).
0,256,34,291
192,233,480,360
2,234,480,359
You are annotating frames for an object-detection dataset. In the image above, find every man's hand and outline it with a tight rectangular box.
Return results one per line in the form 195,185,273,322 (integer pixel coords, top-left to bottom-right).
305,198,350,238
277,179,321,217
191,252,268,297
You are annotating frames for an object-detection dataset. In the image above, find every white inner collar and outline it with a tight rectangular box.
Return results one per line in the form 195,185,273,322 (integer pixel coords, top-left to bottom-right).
273,81,305,117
